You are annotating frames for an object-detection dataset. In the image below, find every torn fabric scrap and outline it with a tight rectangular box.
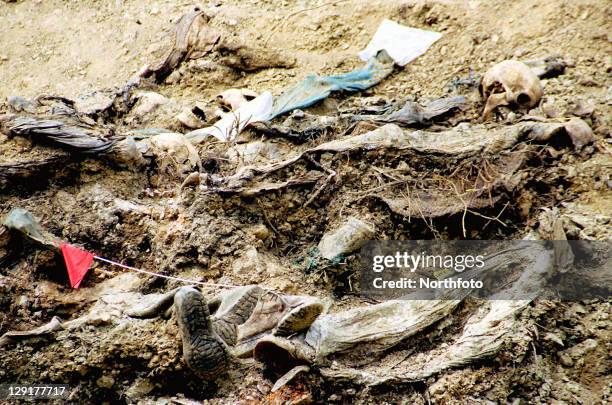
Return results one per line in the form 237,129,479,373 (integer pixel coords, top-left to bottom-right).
351,96,466,126
187,91,273,143
269,50,394,120
6,116,114,153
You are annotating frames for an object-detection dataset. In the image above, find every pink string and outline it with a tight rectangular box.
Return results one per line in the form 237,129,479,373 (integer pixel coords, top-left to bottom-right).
93,256,238,289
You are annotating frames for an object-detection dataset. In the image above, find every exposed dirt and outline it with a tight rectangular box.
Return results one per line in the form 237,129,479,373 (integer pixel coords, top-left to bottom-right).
0,0,610,403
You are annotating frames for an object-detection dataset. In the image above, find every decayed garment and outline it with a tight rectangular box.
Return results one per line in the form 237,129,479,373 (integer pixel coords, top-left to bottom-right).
351,96,466,126
6,116,114,153
254,242,556,386
304,243,552,361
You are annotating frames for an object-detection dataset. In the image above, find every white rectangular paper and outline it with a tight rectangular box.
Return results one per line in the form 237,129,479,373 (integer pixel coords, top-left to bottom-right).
359,19,442,66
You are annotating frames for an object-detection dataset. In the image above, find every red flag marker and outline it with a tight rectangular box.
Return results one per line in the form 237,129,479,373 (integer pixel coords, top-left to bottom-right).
60,244,94,288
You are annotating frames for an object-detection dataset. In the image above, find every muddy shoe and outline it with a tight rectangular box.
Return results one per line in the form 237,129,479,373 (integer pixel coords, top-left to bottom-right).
253,335,315,373
212,285,264,346
174,286,231,380
274,297,325,336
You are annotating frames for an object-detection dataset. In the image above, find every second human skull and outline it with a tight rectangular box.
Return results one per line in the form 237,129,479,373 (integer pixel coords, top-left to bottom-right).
480,60,543,120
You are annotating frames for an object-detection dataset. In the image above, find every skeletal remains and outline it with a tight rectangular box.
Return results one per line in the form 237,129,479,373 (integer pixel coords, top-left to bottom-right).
0,206,580,387
480,60,543,120
136,238,564,387
2,224,607,389
0,5,599,393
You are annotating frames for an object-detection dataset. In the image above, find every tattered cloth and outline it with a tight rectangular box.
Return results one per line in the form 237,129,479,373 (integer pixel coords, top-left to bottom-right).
7,116,114,153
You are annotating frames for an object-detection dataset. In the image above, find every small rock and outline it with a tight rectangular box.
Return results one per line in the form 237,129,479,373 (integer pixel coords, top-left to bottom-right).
165,70,182,85
318,217,375,260
564,118,595,150
268,277,296,293
96,375,115,389
566,102,595,117
233,247,260,276
176,109,204,129
569,338,598,358
75,91,115,115
579,77,599,87
7,95,33,112
148,355,160,367
541,100,559,118
125,378,154,399
218,88,259,110
544,332,564,347
232,247,283,279
133,92,168,117
559,352,574,367
0,54,8,62
250,224,271,240
16,295,29,308
180,172,201,189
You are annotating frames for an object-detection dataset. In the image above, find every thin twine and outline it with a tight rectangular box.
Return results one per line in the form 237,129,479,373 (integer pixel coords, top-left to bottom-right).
93,255,237,289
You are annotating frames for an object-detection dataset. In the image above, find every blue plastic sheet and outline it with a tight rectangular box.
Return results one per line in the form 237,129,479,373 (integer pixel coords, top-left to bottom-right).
269,50,394,120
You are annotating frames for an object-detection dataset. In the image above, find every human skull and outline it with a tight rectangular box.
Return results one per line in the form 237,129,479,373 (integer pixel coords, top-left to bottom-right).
479,60,543,120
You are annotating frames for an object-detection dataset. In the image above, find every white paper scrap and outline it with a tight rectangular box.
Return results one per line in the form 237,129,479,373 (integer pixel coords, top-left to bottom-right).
358,19,442,66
